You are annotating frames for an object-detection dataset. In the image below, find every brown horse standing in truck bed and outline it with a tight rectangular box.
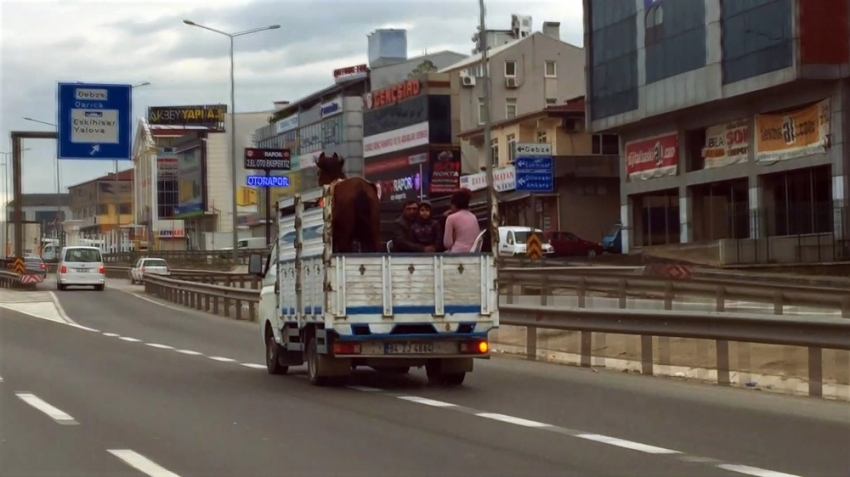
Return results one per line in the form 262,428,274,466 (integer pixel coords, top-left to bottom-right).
315,152,381,253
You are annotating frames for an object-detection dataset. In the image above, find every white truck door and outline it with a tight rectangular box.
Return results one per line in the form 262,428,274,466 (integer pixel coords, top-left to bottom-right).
258,242,281,342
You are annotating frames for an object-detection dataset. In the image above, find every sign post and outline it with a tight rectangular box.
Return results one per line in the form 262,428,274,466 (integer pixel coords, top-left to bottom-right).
243,148,291,245
57,83,133,161
514,143,553,262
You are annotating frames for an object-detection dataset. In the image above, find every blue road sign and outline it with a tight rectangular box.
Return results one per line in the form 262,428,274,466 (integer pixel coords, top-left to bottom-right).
515,156,553,170
57,82,132,161
516,171,554,192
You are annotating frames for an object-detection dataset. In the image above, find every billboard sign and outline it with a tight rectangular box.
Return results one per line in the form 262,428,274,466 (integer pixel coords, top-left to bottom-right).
176,145,204,216
625,132,679,180
429,148,461,195
243,148,292,170
147,104,227,131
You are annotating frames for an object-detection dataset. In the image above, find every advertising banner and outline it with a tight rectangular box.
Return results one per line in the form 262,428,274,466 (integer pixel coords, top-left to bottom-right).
363,121,429,158
364,153,426,203
243,148,291,170
702,120,749,168
176,146,204,216
624,132,678,180
147,104,227,131
429,147,461,195
460,166,516,192
364,79,421,110
755,99,830,163
156,147,178,179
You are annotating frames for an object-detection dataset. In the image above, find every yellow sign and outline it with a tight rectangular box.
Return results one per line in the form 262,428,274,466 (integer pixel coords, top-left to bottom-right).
270,169,303,203
755,99,830,163
526,232,543,260
237,186,258,206
11,257,25,274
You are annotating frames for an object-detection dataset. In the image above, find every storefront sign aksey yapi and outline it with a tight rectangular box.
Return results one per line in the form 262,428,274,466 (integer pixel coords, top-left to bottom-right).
755,99,831,163
365,79,421,110
625,132,678,181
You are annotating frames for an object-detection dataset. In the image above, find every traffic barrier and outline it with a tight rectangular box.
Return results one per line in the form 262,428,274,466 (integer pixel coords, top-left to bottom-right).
142,274,259,321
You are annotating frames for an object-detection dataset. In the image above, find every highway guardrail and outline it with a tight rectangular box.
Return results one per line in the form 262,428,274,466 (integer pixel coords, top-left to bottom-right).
142,274,259,321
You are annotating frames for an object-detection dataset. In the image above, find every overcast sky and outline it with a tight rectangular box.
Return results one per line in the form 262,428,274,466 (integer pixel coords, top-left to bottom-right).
0,0,583,201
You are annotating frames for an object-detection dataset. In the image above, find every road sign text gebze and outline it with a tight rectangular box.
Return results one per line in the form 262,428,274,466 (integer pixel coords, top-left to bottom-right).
57,82,132,161
514,142,554,193
514,143,552,156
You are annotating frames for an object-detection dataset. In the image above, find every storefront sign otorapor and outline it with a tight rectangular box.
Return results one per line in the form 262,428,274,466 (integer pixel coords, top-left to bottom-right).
755,99,830,163
702,119,749,168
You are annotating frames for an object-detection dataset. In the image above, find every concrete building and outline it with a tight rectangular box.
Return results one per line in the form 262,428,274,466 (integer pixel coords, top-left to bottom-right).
439,20,585,172
67,169,133,235
584,0,850,265
254,28,467,214
457,97,620,238
132,106,270,250
3,193,72,256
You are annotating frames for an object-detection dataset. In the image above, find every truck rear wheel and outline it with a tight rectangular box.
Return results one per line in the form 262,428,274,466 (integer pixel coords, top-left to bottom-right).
266,331,288,375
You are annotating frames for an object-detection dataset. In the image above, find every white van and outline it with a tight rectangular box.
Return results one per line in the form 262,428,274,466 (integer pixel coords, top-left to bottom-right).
497,226,554,257
57,246,105,291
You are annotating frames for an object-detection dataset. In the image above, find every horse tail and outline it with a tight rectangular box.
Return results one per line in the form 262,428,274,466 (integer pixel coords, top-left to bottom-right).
354,186,376,252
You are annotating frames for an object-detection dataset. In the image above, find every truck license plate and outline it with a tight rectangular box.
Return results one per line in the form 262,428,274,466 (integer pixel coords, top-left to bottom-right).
384,342,435,354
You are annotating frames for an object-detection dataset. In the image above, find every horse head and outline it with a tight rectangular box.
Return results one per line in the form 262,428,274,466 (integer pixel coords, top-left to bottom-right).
316,152,345,185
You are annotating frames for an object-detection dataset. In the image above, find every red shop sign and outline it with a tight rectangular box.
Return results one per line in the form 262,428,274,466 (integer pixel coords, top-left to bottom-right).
624,132,679,180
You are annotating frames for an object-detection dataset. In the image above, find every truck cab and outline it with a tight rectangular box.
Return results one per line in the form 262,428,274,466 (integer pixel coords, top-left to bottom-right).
250,186,499,386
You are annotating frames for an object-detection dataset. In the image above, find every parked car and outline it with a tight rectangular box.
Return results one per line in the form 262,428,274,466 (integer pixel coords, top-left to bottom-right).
130,258,170,284
545,231,604,258
57,246,105,291
24,255,47,279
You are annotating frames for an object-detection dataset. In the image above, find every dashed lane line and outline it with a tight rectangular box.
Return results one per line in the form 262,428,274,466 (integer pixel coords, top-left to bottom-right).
16,392,79,425
108,449,182,477
31,318,807,477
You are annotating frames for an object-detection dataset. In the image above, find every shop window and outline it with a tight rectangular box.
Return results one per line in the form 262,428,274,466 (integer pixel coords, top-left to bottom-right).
686,128,706,171
506,99,517,119
119,203,132,215
96,204,109,215
592,134,619,154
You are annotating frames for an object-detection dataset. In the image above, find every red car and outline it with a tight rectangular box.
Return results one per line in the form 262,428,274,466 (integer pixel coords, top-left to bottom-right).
544,231,604,258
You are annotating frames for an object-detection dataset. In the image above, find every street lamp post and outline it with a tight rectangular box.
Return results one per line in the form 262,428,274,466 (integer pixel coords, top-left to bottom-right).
23,81,150,249
182,20,280,264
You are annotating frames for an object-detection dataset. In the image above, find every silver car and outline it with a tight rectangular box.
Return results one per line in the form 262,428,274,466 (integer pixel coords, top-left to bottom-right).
57,246,105,291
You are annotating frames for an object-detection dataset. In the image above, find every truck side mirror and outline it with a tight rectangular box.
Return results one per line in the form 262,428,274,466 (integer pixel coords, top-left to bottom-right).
248,253,264,276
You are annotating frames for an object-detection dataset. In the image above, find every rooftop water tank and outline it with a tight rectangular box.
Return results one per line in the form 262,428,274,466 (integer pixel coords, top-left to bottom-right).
367,29,408,68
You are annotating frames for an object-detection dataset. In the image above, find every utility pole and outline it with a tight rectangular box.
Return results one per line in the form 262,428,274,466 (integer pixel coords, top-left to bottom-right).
478,0,498,252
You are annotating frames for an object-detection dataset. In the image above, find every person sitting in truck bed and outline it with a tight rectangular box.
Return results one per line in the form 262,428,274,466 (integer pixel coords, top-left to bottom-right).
444,188,480,253
410,200,443,252
392,199,436,253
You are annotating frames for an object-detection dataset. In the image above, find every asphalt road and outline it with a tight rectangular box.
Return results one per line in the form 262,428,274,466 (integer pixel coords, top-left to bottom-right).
0,280,847,477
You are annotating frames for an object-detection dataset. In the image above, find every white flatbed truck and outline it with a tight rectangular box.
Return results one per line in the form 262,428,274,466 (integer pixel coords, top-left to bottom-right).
248,186,499,386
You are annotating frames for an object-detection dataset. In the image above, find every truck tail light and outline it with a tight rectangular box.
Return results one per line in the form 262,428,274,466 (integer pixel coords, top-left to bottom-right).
460,340,489,354
98,266,105,274
60,265,67,274
333,342,361,355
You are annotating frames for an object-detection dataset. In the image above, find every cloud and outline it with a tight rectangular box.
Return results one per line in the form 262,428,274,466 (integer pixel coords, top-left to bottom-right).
0,0,583,195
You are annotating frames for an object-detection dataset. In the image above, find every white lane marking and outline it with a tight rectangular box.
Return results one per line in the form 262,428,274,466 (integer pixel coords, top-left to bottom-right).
48,291,78,325
67,323,100,332
175,349,203,356
717,464,802,477
348,386,381,392
0,376,3,382
119,337,142,342
103,332,119,337
108,449,182,477
241,363,266,369
118,288,200,314
397,396,457,407
146,343,174,350
208,356,235,362
576,434,680,454
16,393,78,425
476,412,551,428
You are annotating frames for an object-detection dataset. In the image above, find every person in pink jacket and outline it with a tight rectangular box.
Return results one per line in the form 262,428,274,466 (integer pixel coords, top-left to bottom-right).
443,188,480,252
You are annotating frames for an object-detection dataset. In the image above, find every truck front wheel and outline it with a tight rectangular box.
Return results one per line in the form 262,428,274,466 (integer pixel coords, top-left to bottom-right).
266,331,288,375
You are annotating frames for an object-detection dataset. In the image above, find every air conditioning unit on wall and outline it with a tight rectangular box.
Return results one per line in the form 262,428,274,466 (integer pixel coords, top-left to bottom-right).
461,75,476,87
505,77,519,88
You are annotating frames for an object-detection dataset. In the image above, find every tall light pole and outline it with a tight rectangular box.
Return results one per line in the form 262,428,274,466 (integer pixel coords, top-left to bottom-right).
183,19,280,263
24,81,150,249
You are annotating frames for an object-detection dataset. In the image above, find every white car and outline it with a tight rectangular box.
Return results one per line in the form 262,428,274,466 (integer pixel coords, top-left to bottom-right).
130,258,170,284
57,246,105,291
